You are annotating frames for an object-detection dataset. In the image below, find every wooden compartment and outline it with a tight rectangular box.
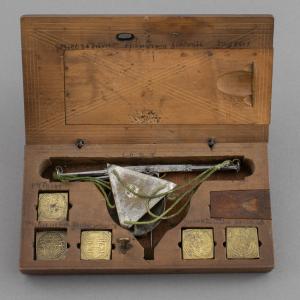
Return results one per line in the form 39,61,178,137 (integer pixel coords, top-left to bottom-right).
20,15,274,273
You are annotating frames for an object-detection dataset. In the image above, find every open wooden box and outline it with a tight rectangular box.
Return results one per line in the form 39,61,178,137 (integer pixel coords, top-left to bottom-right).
20,15,274,273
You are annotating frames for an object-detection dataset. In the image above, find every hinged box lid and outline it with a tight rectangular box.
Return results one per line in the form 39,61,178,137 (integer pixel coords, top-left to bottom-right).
21,15,273,145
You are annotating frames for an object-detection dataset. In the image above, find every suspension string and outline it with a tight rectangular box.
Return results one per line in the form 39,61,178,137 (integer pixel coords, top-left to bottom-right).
124,166,220,225
54,160,234,224
54,173,114,208
112,160,231,200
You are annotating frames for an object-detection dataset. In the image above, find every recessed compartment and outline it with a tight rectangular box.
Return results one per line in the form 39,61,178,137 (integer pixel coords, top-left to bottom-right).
40,156,253,181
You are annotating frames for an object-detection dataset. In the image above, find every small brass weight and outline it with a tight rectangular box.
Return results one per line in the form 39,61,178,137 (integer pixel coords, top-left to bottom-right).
226,227,260,259
80,231,112,260
182,229,214,259
36,231,67,260
37,192,68,222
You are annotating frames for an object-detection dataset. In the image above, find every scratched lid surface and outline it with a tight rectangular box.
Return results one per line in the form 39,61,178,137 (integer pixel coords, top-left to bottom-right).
21,15,274,145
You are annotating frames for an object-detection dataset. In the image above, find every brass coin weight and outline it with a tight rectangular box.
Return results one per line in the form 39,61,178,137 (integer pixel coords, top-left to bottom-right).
182,228,214,259
36,231,67,260
37,192,68,222
80,231,112,260
226,227,260,259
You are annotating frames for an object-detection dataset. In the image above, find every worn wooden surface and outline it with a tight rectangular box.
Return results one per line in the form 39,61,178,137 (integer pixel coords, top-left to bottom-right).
210,189,271,219
20,15,274,273
21,15,273,145
64,48,271,125
20,143,274,273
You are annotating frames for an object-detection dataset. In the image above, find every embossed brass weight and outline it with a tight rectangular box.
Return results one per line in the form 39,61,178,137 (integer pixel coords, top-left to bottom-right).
182,229,214,259
36,231,67,260
38,192,68,222
226,227,259,259
80,231,112,260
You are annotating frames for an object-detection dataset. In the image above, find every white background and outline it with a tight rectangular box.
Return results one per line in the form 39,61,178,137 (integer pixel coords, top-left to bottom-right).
0,1,299,299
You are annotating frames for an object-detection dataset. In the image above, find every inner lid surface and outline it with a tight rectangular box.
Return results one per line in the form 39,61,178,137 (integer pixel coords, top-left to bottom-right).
21,15,273,144
65,48,270,125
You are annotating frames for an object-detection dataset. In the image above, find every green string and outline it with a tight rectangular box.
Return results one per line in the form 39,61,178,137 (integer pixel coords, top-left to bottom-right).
122,164,224,225
54,160,233,224
111,162,223,200
112,160,231,201
53,173,115,209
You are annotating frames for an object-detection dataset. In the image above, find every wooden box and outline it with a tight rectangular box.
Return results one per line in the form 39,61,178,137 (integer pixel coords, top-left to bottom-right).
20,15,274,273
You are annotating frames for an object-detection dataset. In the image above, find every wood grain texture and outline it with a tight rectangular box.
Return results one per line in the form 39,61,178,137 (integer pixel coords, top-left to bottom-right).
21,15,273,145
20,142,274,273
210,189,271,219
64,48,271,125
20,15,274,273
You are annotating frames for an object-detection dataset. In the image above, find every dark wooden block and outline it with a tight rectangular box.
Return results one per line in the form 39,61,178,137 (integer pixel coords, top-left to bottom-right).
210,190,271,219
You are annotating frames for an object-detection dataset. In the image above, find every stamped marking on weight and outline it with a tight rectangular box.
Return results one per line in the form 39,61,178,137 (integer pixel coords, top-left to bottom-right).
226,227,259,259
38,192,68,222
36,231,67,260
182,229,214,259
80,231,112,260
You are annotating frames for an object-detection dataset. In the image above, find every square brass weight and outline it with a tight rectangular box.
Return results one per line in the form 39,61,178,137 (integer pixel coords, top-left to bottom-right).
35,231,67,260
226,227,260,259
80,231,112,260
182,229,214,259
37,192,68,222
